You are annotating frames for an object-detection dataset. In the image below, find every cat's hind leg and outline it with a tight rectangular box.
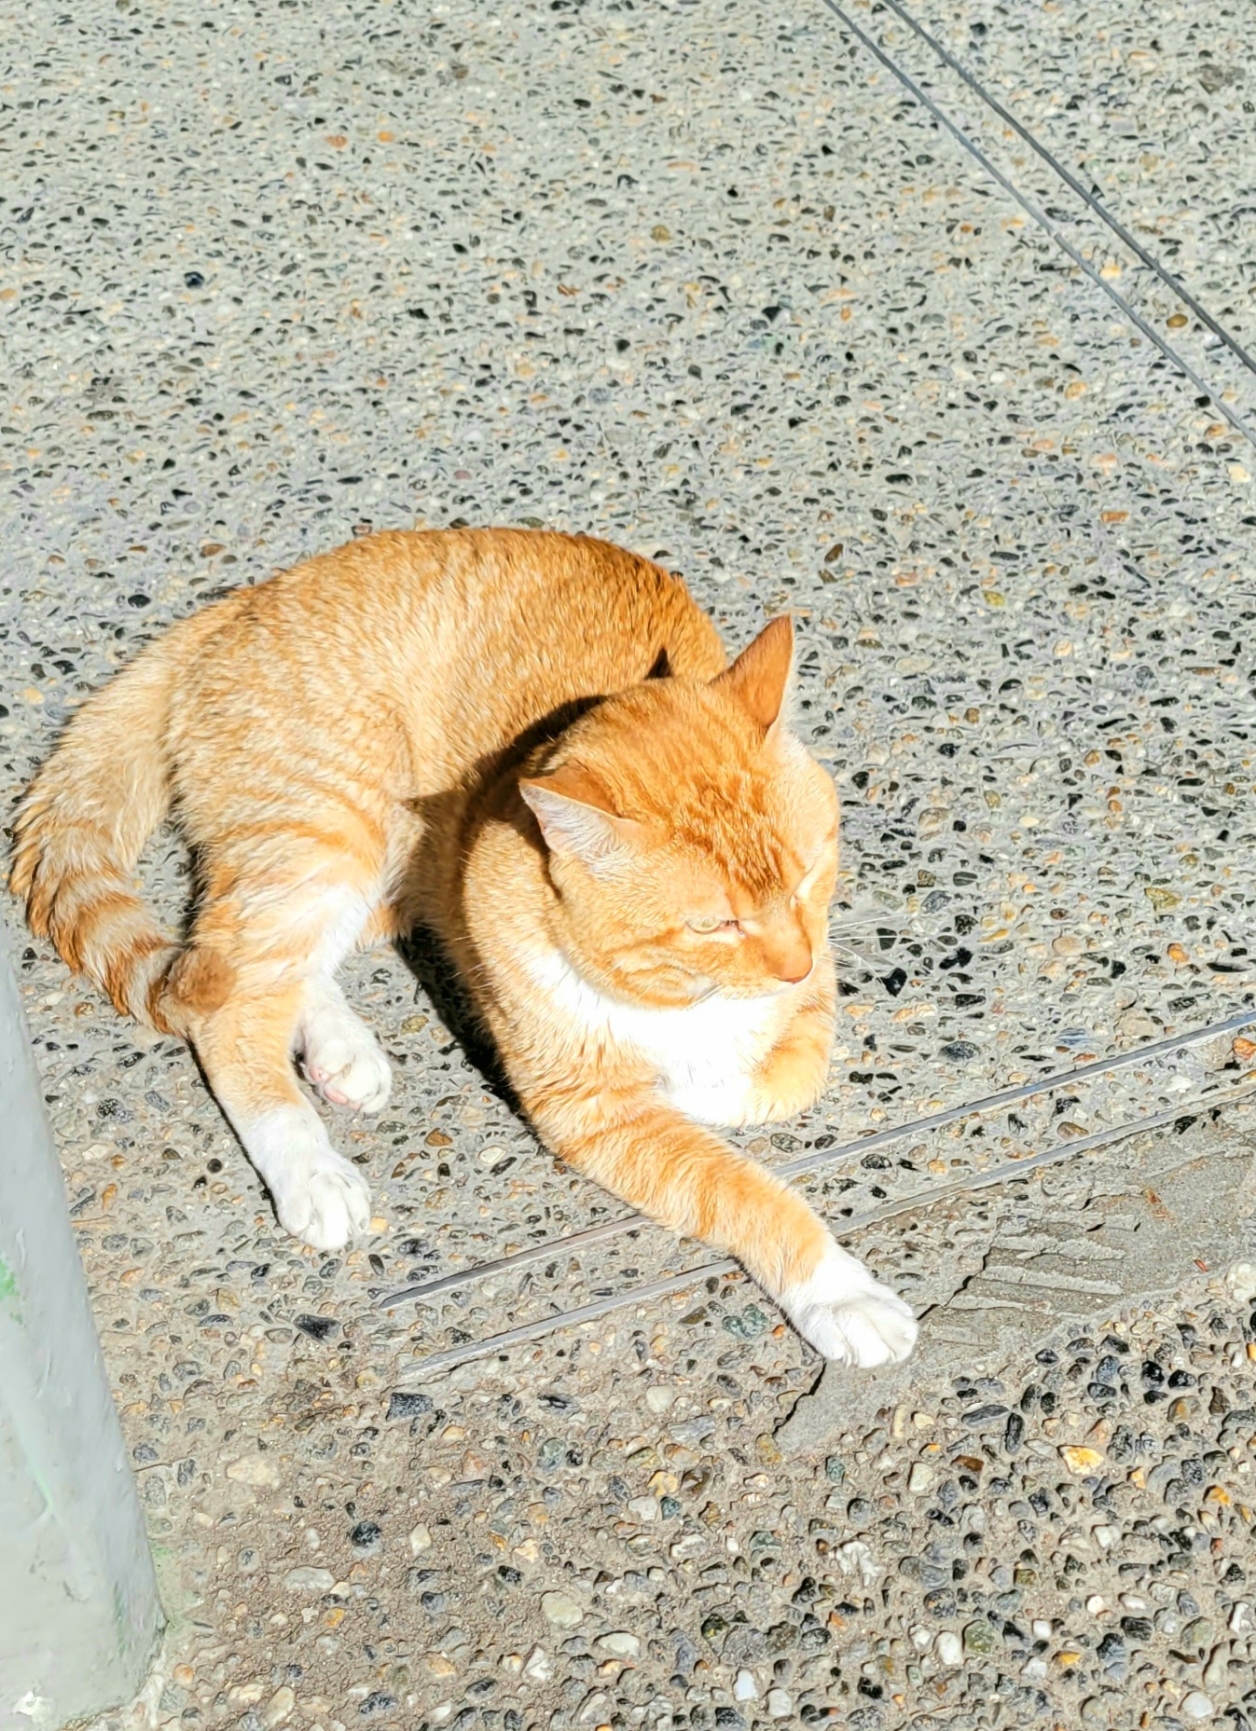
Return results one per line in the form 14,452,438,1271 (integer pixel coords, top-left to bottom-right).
166,847,381,1249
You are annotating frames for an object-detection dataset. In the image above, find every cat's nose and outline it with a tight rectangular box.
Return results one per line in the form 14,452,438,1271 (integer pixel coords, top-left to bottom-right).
770,936,813,984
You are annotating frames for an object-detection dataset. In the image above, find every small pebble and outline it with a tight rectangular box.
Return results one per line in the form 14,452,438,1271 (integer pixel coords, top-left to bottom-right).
597,1632,641,1659
766,1690,793,1720
936,1631,962,1666
733,1670,758,1701
1202,1644,1228,1691
963,1619,998,1656
540,1591,584,1629
1181,1693,1214,1723
263,1687,294,1729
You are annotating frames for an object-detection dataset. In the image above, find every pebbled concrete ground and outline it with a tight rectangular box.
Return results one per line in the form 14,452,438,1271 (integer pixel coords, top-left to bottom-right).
3,1,1256,1728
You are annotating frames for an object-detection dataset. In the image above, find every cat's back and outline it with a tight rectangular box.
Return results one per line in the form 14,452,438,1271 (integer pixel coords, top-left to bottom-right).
275,528,727,749
171,529,726,791
262,527,719,675
434,527,724,679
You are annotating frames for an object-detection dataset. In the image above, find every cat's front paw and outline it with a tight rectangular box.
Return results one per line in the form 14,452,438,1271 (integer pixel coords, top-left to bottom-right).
277,1151,373,1251
779,1240,917,1367
249,1108,374,1250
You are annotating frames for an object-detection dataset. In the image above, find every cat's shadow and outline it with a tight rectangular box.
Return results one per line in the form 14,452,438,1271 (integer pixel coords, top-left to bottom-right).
394,923,521,1116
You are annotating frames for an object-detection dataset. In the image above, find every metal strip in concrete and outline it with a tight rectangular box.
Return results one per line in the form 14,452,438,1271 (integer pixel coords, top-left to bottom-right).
815,0,1256,449
869,0,1256,389
379,1007,1256,1311
395,1069,1256,1382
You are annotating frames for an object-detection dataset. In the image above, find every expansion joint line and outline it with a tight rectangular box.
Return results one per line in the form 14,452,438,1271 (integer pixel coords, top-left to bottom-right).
395,1073,1256,1382
378,1007,1256,1313
815,0,1256,453
874,0,1256,389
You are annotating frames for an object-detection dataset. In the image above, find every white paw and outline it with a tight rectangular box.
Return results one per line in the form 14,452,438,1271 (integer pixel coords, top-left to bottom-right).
243,1108,373,1251
300,995,392,1113
280,1154,373,1252
779,1240,918,1367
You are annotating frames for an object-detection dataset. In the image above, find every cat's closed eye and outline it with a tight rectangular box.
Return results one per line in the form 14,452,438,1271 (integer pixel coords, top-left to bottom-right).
687,915,741,935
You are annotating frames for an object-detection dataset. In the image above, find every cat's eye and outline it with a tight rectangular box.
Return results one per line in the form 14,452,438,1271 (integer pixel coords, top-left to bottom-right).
687,916,740,935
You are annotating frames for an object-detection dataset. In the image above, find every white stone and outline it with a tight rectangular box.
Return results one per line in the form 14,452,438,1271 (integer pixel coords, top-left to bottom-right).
1093,1524,1117,1550
263,1687,295,1728
541,1591,584,1629
645,1385,675,1414
225,1455,280,1487
409,1523,433,1556
283,1566,335,1592
627,1496,658,1523
837,1539,881,1586
1022,1657,1048,1682
1203,1644,1228,1692
670,1534,704,1560
910,1626,932,1651
597,1632,641,1659
766,1690,793,1720
1085,1595,1107,1615
1182,1693,1214,1723
1230,1602,1255,1636
907,1463,935,1495
523,1647,552,1682
1226,1261,1256,1303
733,1670,758,1701
1032,1620,1053,1642
936,1632,962,1667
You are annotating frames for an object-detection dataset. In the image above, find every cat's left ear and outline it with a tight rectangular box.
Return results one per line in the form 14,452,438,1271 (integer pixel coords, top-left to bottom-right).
714,614,794,730
519,764,644,872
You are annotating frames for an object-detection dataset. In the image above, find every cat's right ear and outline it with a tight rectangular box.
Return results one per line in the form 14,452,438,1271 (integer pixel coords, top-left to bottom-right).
714,615,794,730
519,766,643,871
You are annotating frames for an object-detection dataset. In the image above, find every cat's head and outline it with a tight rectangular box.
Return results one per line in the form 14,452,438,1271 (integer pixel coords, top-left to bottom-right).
520,617,838,1006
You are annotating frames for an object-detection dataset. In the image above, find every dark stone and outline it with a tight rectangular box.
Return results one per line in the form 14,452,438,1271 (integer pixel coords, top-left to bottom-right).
386,1390,433,1420
1097,1631,1128,1679
293,1315,337,1341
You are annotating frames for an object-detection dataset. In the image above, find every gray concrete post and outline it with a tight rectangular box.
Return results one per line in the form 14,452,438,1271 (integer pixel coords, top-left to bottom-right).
0,940,162,1728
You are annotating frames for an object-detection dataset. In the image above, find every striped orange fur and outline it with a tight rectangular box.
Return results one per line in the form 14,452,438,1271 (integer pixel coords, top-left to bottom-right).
12,530,915,1364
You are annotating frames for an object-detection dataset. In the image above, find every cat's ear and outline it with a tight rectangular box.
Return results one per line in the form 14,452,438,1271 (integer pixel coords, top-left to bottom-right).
714,615,794,730
519,765,642,870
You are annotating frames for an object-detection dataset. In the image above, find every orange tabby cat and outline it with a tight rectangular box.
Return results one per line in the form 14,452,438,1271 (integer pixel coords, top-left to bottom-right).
13,530,916,1366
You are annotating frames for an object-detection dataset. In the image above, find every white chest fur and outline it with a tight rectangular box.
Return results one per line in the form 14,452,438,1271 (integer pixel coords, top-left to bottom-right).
526,947,785,1125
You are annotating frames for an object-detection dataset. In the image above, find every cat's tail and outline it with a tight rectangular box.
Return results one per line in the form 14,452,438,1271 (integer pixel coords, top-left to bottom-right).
10,606,230,1033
